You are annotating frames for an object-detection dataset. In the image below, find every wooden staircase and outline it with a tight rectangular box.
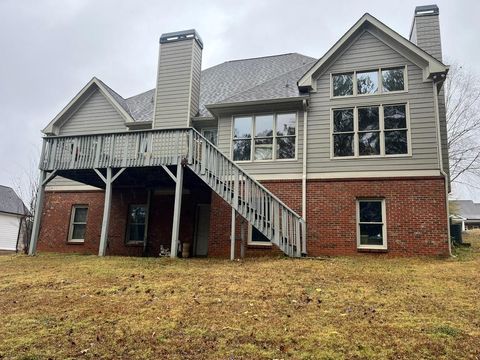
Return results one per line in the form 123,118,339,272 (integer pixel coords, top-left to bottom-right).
39,128,307,257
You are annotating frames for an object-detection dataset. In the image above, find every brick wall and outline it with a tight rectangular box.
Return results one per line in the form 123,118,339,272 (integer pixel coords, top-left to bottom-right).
39,177,449,258
208,177,449,257
38,187,211,256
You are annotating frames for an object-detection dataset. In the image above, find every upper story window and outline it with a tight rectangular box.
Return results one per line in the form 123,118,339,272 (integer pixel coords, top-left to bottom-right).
332,103,409,158
232,113,296,161
332,66,406,97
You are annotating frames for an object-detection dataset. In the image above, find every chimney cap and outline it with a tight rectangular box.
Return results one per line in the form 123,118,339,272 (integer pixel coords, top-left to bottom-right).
159,29,203,49
414,4,439,16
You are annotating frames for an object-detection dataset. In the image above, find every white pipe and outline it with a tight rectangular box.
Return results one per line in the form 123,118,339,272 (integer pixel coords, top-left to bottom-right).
302,99,308,220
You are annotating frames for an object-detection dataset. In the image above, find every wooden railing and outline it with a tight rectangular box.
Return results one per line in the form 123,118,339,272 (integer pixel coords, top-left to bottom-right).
40,128,306,256
40,129,190,171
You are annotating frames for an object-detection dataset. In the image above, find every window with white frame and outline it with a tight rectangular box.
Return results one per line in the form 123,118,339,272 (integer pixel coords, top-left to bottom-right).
332,104,409,157
332,66,406,97
68,205,88,243
248,225,271,246
357,199,387,249
126,204,147,244
232,113,296,161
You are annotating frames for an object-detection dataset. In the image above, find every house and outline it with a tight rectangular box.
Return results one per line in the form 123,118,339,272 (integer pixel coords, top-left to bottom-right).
29,4,451,258
0,185,29,252
450,200,480,231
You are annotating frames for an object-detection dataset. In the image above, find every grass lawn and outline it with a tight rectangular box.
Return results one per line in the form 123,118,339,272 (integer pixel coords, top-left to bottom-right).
0,233,479,360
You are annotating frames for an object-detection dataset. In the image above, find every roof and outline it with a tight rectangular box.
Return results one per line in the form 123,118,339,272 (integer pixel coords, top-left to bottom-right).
43,12,448,130
298,13,448,89
0,185,29,216
451,200,480,220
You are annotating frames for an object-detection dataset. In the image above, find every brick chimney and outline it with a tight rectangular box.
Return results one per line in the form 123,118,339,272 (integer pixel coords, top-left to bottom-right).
409,5,442,61
153,29,203,129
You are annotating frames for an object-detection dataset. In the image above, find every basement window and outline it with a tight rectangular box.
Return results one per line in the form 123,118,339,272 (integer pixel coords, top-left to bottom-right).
357,199,387,250
248,225,271,246
68,205,88,243
126,204,147,244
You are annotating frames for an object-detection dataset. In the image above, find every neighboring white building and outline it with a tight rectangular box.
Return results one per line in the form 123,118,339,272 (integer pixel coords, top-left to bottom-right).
0,185,29,251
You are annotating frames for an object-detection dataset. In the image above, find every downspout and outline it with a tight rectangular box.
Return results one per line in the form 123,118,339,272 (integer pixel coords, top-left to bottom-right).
301,99,309,255
432,79,452,256
302,99,309,220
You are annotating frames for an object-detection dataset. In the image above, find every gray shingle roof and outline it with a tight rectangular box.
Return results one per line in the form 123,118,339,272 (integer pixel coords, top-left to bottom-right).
100,53,316,121
0,185,29,216
451,200,480,220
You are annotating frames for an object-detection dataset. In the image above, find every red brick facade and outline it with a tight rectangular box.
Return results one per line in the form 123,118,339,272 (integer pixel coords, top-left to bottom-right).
38,177,449,258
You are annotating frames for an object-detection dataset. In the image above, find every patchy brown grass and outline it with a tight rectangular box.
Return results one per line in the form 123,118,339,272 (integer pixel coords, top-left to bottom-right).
0,237,479,360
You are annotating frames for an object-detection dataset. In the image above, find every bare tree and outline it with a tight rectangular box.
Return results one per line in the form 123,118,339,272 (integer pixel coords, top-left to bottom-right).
11,155,40,253
445,62,480,187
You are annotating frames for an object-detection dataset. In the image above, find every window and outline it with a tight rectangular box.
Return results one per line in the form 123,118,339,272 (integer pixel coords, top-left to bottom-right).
357,199,387,250
332,73,353,96
68,205,88,243
248,225,271,246
332,109,354,157
202,128,218,146
356,71,378,95
126,205,147,244
232,113,296,161
382,68,405,92
332,67,405,97
332,104,409,158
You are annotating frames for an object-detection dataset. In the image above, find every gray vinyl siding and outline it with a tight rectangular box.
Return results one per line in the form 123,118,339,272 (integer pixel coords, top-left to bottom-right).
154,40,202,129
307,30,440,173
217,108,304,176
411,15,443,61
46,176,101,191
59,89,127,135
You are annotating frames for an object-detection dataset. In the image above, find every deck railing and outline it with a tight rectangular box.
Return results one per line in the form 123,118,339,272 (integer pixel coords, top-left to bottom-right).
40,128,306,256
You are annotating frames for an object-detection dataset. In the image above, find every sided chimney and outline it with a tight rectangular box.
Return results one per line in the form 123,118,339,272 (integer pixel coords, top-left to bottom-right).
153,29,203,129
409,5,442,61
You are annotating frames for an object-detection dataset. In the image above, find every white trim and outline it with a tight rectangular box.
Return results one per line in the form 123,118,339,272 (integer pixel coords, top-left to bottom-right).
298,13,447,89
247,224,272,246
68,205,88,243
250,169,442,181
45,185,102,192
356,198,387,250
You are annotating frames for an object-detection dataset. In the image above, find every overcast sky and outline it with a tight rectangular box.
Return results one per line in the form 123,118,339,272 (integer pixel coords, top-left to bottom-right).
0,0,479,202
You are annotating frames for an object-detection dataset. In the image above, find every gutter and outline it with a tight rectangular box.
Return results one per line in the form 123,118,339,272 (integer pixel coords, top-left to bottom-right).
432,80,452,256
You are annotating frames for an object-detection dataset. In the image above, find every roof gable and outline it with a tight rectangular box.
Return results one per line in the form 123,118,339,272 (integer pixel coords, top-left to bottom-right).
298,13,448,90
43,78,135,135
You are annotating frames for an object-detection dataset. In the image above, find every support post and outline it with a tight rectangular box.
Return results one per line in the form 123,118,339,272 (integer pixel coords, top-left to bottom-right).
230,208,236,260
28,170,47,256
170,160,184,258
240,220,246,259
98,167,113,256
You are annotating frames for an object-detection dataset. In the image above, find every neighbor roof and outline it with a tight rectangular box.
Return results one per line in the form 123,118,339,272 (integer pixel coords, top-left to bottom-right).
0,185,29,216
451,200,480,220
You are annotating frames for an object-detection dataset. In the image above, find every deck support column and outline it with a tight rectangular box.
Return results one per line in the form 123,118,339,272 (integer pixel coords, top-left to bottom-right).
170,160,184,258
28,171,46,255
98,167,113,256
230,208,236,260
94,167,126,257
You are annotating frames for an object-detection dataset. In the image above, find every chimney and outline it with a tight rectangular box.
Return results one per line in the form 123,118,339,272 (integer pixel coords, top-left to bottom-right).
409,5,442,61
153,29,203,129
